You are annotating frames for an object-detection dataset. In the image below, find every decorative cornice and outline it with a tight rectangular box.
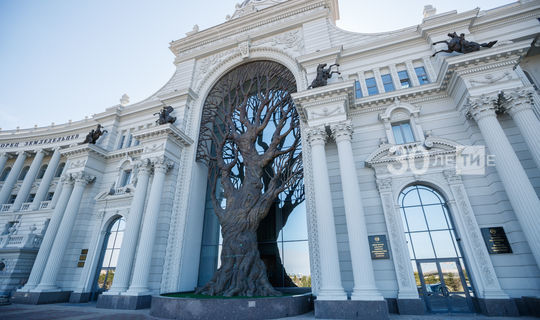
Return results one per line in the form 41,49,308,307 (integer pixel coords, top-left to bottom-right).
133,123,193,146
60,143,108,159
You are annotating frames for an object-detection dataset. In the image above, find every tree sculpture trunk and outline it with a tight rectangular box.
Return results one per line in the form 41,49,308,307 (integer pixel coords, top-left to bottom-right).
195,61,302,297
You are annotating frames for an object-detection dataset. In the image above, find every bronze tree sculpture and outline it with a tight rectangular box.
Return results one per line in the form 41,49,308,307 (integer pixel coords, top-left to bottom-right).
196,61,302,296
432,32,497,57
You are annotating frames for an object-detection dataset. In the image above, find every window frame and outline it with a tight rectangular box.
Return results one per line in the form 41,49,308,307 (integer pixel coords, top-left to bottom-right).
392,121,416,144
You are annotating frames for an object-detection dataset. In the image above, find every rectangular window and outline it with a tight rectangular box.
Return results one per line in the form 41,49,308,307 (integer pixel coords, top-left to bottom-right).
381,74,395,92
46,192,54,201
125,134,133,148
120,170,132,187
26,194,36,203
398,70,411,88
392,122,415,144
355,80,363,98
8,195,16,204
365,77,379,95
118,135,126,149
415,67,429,85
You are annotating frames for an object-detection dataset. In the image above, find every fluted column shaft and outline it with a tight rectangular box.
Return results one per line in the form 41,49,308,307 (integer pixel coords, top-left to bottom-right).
30,148,62,210
21,176,74,291
0,153,8,175
126,158,171,295
504,88,540,171
468,96,540,268
307,127,346,300
107,161,152,294
332,123,383,301
12,150,45,211
0,151,27,204
35,173,94,291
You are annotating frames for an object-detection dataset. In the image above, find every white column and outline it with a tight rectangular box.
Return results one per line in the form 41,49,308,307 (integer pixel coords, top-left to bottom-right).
504,87,540,171
0,153,9,174
389,64,401,90
0,151,27,204
35,172,95,292
125,158,172,295
306,127,346,300
107,160,152,294
20,175,75,292
373,68,385,94
30,148,62,210
12,149,45,211
331,122,384,301
357,71,369,97
468,95,540,268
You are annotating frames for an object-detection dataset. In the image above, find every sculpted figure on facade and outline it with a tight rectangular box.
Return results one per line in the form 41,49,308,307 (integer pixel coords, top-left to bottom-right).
154,106,176,125
308,63,340,89
81,124,108,144
432,32,497,56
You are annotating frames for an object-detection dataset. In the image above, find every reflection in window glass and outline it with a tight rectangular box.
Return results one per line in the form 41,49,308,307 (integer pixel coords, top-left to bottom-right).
392,122,415,144
355,80,363,98
0,167,11,181
381,74,395,92
96,217,125,292
398,70,411,88
365,77,379,95
415,67,430,85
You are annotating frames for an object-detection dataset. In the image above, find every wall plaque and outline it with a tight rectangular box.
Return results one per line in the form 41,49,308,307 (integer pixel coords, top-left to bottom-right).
369,235,390,259
481,227,512,254
77,248,89,267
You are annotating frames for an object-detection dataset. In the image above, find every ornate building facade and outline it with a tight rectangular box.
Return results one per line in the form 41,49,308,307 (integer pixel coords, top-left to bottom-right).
1,0,539,317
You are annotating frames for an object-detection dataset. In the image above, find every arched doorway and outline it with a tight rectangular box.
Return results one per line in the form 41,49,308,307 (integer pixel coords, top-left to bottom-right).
92,217,125,300
399,185,474,313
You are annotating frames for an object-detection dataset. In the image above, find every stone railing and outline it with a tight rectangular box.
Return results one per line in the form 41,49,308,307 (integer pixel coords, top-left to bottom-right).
110,186,132,196
0,204,12,212
0,233,43,249
40,201,51,210
20,203,31,211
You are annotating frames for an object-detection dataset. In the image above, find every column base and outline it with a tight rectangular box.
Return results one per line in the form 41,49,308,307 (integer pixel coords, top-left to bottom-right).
516,296,540,317
69,292,91,303
314,299,389,319
396,298,425,314
11,291,72,305
96,293,152,309
474,298,519,316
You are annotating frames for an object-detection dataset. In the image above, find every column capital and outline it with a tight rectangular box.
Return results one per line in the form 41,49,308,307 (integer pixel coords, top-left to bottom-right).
465,94,499,122
135,158,153,175
376,178,393,193
501,86,535,116
152,157,174,174
71,172,96,186
330,121,353,143
60,173,75,185
305,126,327,146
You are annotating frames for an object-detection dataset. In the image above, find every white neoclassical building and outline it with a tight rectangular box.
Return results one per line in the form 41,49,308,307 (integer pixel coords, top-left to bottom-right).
1,0,540,317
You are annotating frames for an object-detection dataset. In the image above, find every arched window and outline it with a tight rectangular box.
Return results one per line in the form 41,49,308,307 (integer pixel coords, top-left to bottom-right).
37,164,48,179
399,185,474,313
0,167,11,181
18,166,30,180
54,162,65,178
94,217,125,298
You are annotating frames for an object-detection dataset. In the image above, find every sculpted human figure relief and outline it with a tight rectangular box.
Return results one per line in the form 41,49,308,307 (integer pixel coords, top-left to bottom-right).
81,124,108,144
432,32,497,56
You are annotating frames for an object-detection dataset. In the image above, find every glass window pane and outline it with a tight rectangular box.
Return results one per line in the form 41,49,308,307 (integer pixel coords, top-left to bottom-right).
381,74,395,92
404,206,428,232
109,249,120,268
401,187,420,207
439,261,464,292
415,67,429,84
406,233,415,259
355,80,363,98
282,203,308,241
117,219,126,231
400,123,414,143
198,245,220,286
102,249,112,268
97,269,107,289
282,241,311,287
423,205,448,230
398,70,410,88
366,77,379,95
431,230,457,258
113,232,124,248
417,187,441,205
106,233,117,248
392,125,404,144
410,232,435,259
419,262,440,285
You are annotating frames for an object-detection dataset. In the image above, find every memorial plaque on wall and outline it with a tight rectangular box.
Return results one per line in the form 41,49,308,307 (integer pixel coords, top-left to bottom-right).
369,235,390,259
481,227,512,254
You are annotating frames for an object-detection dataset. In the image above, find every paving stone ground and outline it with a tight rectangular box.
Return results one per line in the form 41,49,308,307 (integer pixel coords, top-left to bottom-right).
0,302,536,320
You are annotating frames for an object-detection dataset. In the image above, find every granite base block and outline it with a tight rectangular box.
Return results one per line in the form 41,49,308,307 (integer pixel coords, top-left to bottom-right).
11,291,72,304
96,294,152,310
396,298,425,315
69,292,91,303
475,298,519,316
314,300,389,320
521,296,540,317
151,293,312,320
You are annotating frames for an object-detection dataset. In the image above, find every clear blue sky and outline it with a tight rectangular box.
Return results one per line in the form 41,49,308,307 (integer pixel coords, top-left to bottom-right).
0,0,514,130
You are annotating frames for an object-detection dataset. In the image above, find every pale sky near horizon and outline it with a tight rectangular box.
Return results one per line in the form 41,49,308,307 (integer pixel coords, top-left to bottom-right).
0,0,515,131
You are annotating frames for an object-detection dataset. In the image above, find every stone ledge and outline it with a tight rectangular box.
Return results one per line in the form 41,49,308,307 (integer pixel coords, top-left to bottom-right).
11,291,71,304
314,299,389,319
150,293,313,319
96,294,152,310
